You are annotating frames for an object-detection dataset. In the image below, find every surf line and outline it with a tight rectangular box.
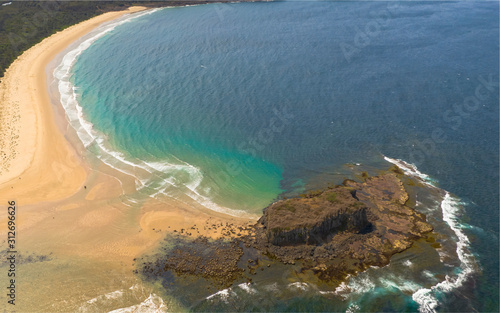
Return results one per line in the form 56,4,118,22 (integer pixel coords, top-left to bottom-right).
384,156,478,313
54,8,256,218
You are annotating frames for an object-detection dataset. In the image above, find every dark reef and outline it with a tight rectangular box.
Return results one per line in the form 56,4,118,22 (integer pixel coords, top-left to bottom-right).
136,167,434,289
245,171,433,282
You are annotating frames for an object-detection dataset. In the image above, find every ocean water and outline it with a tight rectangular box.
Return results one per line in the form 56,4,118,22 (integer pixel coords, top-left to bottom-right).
55,1,498,312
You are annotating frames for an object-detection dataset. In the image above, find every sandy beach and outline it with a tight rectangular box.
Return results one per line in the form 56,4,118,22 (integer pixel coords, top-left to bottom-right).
0,7,153,203
0,6,254,311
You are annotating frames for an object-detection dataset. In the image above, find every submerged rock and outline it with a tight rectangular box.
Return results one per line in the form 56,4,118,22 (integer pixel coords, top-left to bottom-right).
137,169,434,288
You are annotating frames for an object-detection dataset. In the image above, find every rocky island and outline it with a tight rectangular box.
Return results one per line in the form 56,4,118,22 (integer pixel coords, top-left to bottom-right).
248,170,433,282
138,167,434,289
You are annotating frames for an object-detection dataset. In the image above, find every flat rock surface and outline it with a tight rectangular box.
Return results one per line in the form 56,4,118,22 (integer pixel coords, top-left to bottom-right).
137,169,434,287
248,171,433,281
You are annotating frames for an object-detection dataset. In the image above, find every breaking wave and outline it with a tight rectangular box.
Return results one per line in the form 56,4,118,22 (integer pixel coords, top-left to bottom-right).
189,156,480,313
79,284,167,313
53,8,255,218
108,294,168,313
384,156,479,312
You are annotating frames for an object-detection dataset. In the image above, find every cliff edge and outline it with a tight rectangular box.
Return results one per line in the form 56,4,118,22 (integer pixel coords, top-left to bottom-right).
249,171,433,281
138,169,435,287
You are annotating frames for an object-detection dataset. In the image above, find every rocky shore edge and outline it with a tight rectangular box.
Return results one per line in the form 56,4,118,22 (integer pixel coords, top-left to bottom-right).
136,166,434,289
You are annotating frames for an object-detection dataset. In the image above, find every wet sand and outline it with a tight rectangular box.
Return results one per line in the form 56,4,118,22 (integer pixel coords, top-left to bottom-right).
0,6,254,311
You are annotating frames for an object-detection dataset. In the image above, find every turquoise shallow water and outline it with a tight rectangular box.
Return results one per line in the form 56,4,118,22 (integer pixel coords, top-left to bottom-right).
58,1,498,311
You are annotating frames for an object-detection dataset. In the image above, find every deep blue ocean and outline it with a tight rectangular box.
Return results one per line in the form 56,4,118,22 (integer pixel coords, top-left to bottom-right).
57,1,498,311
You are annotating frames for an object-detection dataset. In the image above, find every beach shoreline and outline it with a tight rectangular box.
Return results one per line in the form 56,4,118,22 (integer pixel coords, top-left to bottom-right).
0,6,152,203
0,2,491,311
0,2,253,241
0,5,255,311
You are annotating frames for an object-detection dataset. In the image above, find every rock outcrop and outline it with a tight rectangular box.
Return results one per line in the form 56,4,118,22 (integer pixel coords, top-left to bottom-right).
248,171,433,281
260,187,370,246
138,168,435,288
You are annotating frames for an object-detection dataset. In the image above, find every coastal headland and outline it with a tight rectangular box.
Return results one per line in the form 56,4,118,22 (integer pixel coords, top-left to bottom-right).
136,168,436,296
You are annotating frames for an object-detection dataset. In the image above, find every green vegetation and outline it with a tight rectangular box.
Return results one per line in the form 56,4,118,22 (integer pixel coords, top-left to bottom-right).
280,202,296,213
0,0,233,80
275,201,296,213
300,189,323,198
326,192,338,203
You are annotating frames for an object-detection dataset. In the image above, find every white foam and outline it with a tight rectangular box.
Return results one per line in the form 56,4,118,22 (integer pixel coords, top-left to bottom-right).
345,303,360,313
105,290,124,300
383,156,436,187
319,290,336,295
288,282,309,291
53,8,257,219
108,294,167,313
331,274,376,301
334,281,350,299
347,275,376,294
86,297,98,304
205,288,237,304
412,193,478,312
86,289,125,304
129,284,140,291
54,8,165,183
238,282,257,294
422,270,436,280
379,275,421,293
412,288,440,313
383,157,478,312
403,260,413,267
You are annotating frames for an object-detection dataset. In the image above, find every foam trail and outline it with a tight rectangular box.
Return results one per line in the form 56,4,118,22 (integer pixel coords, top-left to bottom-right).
334,281,350,299
339,274,375,299
379,274,421,293
383,156,478,312
108,294,167,313
412,192,477,312
205,288,237,304
287,282,310,291
345,303,360,313
238,283,257,294
53,7,257,218
383,156,436,187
